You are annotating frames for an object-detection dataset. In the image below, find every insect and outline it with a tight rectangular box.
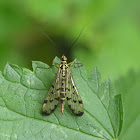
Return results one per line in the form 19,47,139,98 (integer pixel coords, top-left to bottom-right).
42,55,84,116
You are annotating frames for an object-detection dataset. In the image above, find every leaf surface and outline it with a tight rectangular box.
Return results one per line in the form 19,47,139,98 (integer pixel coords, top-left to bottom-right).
115,70,140,140
0,57,122,140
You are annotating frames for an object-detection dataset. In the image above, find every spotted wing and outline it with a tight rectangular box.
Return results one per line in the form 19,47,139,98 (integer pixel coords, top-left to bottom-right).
67,71,84,116
42,70,60,115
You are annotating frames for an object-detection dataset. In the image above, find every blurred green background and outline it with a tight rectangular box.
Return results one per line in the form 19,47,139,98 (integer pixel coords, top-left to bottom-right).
1,0,140,80
0,0,140,139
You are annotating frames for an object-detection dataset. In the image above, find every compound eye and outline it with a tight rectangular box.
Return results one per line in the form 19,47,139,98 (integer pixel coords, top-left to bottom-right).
61,56,67,61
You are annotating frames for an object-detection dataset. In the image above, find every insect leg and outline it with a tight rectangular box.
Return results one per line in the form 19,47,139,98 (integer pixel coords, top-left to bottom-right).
52,61,60,68
68,61,83,68
74,62,83,68
68,61,75,66
36,67,50,70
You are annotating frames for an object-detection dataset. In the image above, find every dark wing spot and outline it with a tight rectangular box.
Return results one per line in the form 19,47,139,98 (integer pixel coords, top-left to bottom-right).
43,105,58,115
51,85,54,88
71,109,75,114
51,109,55,113
55,97,59,101
49,100,53,102
67,97,71,100
68,105,71,109
75,112,84,116
73,100,77,103
73,86,75,88
54,105,57,109
68,88,70,91
44,100,47,103
42,111,50,116
79,100,83,104
56,88,60,91
51,105,58,113
68,105,74,113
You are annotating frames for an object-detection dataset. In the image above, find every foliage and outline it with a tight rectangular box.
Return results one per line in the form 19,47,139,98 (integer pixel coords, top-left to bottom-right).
0,57,122,139
0,0,140,139
115,70,140,140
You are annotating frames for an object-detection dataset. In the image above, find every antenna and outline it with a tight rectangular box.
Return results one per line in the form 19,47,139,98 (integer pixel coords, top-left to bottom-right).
40,28,62,55
71,25,85,48
40,25,85,56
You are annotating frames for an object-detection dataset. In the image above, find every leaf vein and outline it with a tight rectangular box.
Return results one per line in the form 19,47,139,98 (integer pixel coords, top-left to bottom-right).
78,68,114,138
0,106,104,139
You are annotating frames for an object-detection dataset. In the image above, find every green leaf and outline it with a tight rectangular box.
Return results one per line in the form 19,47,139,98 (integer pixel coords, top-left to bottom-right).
115,70,140,140
0,57,122,140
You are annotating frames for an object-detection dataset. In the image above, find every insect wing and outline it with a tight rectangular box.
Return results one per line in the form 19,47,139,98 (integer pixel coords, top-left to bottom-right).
42,71,60,115
67,71,84,116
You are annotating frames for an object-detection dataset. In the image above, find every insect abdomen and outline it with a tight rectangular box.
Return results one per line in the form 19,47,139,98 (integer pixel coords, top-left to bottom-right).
60,71,67,100
60,64,67,113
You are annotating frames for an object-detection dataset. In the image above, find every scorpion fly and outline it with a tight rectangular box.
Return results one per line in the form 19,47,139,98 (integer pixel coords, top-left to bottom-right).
42,55,84,116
